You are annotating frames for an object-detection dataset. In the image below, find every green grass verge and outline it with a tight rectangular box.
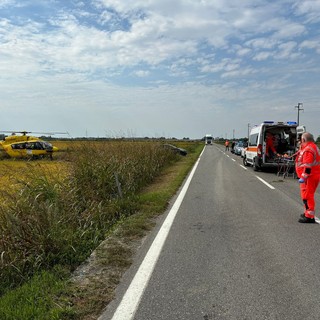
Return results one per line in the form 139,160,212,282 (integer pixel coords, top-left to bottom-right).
0,267,75,320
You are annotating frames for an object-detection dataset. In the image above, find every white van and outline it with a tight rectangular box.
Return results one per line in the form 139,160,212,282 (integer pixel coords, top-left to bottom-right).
205,134,213,145
243,121,305,171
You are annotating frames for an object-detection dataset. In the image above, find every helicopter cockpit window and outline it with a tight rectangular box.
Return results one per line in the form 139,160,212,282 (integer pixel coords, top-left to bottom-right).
25,142,44,150
41,141,53,150
12,143,26,149
33,142,43,150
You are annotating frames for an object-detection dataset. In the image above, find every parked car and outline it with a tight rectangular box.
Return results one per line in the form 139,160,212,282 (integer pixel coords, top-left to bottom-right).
241,145,247,158
234,141,248,156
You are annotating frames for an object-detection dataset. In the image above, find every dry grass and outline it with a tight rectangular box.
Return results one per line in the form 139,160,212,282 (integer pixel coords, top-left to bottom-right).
0,160,68,202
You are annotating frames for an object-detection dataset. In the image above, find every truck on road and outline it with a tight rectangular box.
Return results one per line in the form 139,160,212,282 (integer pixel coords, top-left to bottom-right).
205,134,213,145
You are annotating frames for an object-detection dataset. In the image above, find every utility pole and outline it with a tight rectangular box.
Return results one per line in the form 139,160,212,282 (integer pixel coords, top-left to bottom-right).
233,129,235,140
247,123,250,140
295,103,304,125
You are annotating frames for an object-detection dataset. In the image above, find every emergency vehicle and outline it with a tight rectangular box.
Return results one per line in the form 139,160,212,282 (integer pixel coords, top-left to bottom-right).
243,121,305,171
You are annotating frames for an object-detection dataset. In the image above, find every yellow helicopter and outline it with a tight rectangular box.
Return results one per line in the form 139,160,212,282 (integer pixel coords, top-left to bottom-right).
0,131,62,159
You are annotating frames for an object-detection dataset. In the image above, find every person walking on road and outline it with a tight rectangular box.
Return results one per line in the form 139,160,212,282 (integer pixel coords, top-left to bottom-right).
295,132,320,223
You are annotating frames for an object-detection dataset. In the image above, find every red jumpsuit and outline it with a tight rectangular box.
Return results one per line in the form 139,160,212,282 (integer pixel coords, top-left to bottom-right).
266,135,277,157
295,142,320,218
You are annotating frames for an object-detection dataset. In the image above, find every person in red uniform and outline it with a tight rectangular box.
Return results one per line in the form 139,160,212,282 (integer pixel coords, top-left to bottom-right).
295,132,320,223
225,140,229,151
266,132,278,158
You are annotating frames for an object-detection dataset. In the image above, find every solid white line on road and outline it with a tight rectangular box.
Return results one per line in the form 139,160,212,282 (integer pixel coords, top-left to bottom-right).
255,176,275,190
105,149,204,320
239,165,248,170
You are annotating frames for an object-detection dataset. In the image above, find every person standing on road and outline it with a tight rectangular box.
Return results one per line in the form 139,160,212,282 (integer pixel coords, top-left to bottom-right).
295,132,320,223
225,140,229,151
231,141,236,153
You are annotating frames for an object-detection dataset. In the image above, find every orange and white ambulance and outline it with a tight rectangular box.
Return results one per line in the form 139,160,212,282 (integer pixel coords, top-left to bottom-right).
243,121,305,171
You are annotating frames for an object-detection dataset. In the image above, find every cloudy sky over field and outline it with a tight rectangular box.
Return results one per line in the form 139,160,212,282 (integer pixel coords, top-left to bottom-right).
1,0,320,139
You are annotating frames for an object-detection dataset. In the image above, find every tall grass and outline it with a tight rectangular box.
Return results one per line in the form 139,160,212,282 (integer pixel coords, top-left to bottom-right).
0,141,179,295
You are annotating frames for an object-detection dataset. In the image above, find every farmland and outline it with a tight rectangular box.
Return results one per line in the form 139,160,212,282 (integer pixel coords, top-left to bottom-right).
0,139,203,319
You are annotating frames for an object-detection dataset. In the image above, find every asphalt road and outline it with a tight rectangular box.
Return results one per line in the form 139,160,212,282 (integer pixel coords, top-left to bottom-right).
100,144,320,320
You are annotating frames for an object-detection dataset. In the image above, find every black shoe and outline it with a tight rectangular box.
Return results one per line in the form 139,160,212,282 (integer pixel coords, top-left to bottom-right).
300,214,305,218
298,216,316,223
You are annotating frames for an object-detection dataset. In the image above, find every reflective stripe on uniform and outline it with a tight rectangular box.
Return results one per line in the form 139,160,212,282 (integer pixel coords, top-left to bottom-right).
296,145,320,168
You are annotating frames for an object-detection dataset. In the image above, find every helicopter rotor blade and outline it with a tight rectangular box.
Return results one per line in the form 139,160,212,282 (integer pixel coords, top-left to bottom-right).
0,131,69,135
0,130,31,134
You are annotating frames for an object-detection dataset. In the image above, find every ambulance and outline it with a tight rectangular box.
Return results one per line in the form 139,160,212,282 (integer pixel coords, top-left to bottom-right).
243,121,305,171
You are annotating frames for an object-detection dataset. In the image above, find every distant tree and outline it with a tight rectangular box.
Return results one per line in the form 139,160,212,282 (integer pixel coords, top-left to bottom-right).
316,136,320,143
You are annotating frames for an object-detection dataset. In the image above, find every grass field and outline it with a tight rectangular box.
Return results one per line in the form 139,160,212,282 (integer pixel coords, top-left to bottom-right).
0,139,203,319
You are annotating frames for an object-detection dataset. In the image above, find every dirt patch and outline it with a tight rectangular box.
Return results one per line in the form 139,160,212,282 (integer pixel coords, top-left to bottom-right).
70,233,141,319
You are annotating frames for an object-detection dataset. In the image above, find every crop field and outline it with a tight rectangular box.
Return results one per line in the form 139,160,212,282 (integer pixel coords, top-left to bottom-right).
0,139,203,319
0,139,123,195
0,139,201,288
0,138,73,205
0,139,194,197
0,160,68,197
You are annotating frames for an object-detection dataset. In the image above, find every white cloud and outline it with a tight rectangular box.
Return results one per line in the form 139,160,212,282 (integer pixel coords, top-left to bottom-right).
236,47,251,57
200,58,241,74
0,0,18,8
134,70,150,77
300,39,320,54
272,21,306,39
294,0,320,23
253,51,272,61
221,67,256,78
246,38,279,50
276,41,299,59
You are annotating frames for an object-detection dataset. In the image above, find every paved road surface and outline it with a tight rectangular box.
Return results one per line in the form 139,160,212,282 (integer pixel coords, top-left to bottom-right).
100,144,320,320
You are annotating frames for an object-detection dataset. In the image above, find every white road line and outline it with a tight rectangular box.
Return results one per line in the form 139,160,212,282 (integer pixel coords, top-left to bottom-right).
255,176,275,190
232,158,236,162
239,165,248,170
106,149,204,320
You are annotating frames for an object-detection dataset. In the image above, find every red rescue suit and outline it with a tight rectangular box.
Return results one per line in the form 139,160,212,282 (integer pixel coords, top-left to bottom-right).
295,142,320,218
266,135,277,157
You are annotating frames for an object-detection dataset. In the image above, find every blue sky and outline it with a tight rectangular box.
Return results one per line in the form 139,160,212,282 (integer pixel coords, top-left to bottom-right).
1,0,320,139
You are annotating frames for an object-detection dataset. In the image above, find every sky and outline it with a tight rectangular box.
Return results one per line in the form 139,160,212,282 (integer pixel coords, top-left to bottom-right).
1,0,320,139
